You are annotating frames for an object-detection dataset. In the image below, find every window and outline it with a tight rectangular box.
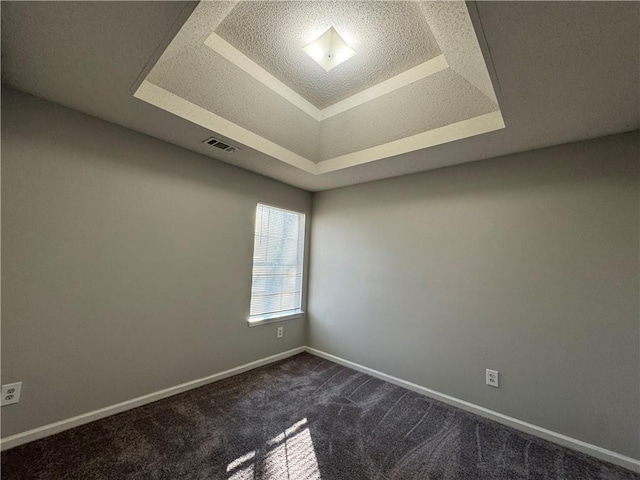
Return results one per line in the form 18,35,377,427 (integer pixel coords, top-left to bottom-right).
249,204,305,324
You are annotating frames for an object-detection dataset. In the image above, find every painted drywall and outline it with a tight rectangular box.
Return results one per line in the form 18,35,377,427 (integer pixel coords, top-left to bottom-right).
419,1,498,104
0,87,312,437
147,47,321,161
215,1,440,109
318,69,497,161
308,131,640,459
139,0,503,169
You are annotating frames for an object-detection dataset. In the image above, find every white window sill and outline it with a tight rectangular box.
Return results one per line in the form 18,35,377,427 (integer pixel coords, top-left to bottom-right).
247,311,304,327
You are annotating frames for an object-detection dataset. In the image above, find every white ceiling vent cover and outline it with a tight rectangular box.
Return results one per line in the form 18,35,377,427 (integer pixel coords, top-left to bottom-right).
203,137,238,153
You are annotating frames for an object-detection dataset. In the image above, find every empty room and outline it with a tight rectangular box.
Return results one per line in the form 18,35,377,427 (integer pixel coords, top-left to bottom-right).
1,1,638,479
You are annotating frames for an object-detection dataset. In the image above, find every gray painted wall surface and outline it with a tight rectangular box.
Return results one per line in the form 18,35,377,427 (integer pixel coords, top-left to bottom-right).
1,87,311,437
308,131,640,459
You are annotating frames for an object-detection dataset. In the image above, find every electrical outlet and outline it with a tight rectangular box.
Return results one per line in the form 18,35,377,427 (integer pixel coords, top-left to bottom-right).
277,326,284,339
1,382,22,406
486,369,499,388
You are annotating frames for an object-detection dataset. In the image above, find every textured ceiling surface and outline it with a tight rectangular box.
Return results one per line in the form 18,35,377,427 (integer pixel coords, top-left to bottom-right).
318,69,497,161
215,1,440,109
146,26,496,165
140,0,503,171
2,1,638,191
419,1,497,104
147,45,320,160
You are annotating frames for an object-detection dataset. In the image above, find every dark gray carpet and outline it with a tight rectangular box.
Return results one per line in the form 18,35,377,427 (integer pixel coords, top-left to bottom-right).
2,353,638,479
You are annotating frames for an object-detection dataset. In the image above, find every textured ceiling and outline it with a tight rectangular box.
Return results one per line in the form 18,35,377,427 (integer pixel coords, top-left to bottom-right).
215,1,440,109
318,69,497,161
146,45,321,161
419,1,497,105
139,0,503,173
2,1,638,191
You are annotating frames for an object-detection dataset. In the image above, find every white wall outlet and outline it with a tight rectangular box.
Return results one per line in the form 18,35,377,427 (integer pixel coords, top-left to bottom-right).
276,326,284,339
486,369,499,388
1,382,22,406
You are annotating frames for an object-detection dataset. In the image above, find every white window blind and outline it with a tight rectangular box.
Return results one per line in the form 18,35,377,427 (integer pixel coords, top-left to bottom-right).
249,204,305,322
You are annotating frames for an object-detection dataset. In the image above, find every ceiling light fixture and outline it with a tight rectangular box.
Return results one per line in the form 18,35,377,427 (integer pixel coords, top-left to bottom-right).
303,27,356,72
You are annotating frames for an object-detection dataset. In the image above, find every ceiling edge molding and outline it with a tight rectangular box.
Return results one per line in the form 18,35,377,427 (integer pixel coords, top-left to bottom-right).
204,32,449,123
316,111,505,174
134,79,504,176
318,54,449,120
134,80,318,174
204,33,321,120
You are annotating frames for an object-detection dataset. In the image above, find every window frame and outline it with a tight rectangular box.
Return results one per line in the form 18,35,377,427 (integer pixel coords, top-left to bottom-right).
247,203,306,327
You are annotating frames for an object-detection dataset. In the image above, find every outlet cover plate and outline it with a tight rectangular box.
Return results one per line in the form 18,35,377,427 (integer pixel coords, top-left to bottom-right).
1,382,22,406
486,369,499,388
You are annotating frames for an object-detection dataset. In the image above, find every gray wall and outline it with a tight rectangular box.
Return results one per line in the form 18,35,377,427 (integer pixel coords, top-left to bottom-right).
308,131,640,459
3,83,639,461
1,87,312,437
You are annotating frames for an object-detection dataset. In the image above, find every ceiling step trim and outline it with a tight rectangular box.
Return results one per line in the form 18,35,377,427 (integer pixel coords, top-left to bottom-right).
134,80,505,177
316,110,505,174
318,54,449,120
205,33,321,120
134,80,318,174
204,32,449,123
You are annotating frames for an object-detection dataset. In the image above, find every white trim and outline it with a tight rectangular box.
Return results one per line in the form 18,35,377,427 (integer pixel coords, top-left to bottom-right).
204,33,320,121
204,33,449,122
134,81,318,175
3,344,638,474
318,55,449,121
304,347,640,474
247,312,303,327
0,347,305,451
316,110,505,174
248,310,305,325
133,84,505,177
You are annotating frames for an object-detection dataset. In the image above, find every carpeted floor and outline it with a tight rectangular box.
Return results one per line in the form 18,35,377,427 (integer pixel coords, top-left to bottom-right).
2,352,638,479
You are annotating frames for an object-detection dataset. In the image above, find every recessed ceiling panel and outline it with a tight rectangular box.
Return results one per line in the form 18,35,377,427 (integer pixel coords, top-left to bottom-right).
215,1,441,109
146,45,320,161
135,0,504,176
318,69,499,161
4,1,638,191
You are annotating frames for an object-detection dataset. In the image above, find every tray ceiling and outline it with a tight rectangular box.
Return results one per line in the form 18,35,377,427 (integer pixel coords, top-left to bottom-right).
4,1,638,191
215,1,441,109
135,0,504,176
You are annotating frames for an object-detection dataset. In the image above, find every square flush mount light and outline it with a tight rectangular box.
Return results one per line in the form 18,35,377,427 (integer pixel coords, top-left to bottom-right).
303,27,356,72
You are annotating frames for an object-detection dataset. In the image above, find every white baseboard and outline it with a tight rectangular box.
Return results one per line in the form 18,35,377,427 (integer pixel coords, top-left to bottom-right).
3,345,638,474
304,347,640,474
0,346,305,451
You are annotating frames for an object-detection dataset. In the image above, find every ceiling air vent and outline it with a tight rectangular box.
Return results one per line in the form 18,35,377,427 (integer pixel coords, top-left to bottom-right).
203,137,238,153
